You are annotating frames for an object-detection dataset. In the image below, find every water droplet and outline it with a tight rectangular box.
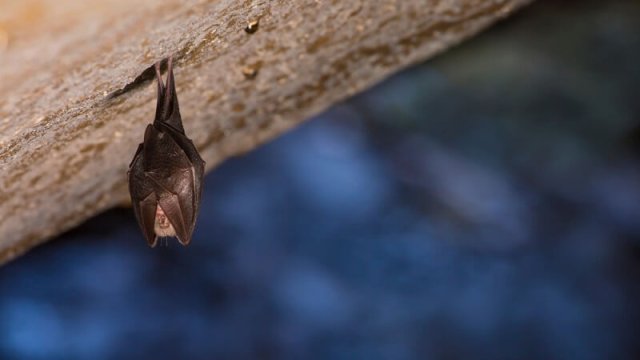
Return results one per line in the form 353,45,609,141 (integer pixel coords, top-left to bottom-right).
245,19,259,34
242,66,258,79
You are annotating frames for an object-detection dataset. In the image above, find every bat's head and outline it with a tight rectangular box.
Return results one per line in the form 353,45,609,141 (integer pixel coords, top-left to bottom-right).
142,193,194,247
127,184,195,248
154,205,177,238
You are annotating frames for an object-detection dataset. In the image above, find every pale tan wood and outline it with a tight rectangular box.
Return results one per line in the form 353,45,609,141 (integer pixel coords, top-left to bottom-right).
0,0,532,264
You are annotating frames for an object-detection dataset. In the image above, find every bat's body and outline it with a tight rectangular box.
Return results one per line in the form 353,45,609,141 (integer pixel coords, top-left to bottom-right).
128,57,205,247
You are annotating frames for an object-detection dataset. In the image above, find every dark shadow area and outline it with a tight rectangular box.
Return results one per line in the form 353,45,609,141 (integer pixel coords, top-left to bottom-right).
1,0,639,359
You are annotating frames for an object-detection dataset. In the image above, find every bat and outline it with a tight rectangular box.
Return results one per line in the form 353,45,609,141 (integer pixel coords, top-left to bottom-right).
128,56,205,247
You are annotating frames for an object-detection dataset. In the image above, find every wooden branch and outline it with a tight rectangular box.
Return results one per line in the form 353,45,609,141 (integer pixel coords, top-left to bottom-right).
0,0,532,264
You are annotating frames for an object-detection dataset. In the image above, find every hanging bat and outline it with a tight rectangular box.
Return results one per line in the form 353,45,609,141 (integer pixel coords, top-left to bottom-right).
128,57,205,247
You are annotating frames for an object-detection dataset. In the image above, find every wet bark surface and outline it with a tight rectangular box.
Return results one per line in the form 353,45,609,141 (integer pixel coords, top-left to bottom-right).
0,0,532,264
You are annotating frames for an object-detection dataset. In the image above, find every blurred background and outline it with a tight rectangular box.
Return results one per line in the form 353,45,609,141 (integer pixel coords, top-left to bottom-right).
1,0,640,359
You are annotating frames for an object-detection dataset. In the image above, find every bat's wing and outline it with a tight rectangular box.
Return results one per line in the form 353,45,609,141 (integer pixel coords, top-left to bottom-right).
147,167,198,245
159,122,206,222
158,191,190,245
143,122,202,245
142,120,191,174
128,132,160,247
138,193,160,247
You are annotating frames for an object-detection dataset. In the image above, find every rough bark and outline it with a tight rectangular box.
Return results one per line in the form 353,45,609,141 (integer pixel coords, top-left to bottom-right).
0,0,532,264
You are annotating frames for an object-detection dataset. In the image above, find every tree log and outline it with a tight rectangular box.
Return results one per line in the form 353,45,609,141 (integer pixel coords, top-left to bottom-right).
0,0,531,264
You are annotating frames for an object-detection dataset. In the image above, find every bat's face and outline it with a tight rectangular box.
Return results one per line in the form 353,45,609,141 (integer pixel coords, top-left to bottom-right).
127,57,205,247
154,205,176,238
